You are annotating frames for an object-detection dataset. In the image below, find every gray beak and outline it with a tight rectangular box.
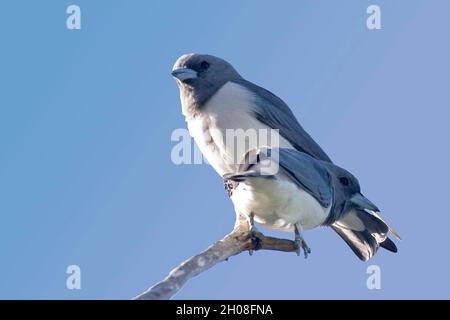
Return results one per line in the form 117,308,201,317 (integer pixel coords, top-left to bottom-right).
171,68,198,81
350,193,380,212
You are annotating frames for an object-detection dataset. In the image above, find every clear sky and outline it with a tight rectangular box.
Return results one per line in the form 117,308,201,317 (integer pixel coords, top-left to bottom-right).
0,0,449,299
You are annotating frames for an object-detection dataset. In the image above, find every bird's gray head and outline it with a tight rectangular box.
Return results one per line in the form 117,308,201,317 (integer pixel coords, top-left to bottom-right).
329,165,380,214
172,54,242,114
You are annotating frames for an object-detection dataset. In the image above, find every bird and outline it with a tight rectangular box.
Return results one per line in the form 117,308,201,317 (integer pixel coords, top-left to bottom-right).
171,53,330,176
171,53,399,260
223,147,399,260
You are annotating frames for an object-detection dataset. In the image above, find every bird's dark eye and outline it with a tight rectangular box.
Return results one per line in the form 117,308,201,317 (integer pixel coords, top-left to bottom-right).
200,61,210,70
339,177,349,186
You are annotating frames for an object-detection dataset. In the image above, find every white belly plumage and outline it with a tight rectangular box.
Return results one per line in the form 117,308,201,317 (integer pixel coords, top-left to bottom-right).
230,175,331,231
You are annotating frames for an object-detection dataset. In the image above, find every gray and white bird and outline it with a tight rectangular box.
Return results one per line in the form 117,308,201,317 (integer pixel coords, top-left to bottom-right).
171,53,399,260
223,147,399,260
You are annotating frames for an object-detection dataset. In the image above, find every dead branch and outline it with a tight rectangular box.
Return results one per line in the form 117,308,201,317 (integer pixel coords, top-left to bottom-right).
133,212,298,300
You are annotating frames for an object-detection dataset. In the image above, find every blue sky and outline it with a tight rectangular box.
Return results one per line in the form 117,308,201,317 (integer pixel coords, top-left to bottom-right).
0,0,449,299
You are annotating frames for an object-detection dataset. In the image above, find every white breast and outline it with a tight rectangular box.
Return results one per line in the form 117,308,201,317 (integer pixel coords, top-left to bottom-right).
231,174,331,231
184,82,293,176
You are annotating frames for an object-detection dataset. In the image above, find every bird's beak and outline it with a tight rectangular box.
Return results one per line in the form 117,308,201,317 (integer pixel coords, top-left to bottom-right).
171,68,198,81
350,193,380,212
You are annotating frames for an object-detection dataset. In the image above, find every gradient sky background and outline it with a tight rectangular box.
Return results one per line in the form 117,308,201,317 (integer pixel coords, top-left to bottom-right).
1,0,449,299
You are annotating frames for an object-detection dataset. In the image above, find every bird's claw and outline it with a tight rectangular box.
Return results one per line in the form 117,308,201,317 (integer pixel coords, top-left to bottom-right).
246,213,261,255
248,226,261,255
294,223,311,258
295,238,311,259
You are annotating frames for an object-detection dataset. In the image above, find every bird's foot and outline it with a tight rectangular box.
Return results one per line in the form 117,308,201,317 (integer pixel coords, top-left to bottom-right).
294,224,311,258
248,227,262,256
223,179,235,197
295,237,311,258
248,213,261,255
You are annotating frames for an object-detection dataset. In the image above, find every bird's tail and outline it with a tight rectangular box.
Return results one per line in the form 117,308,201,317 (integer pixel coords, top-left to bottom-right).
331,209,400,261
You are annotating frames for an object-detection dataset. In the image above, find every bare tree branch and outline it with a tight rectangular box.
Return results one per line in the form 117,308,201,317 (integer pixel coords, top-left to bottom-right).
134,212,298,300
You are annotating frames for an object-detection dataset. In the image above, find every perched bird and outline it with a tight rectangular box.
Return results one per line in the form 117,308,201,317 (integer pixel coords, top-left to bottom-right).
224,147,399,260
171,53,330,176
171,53,399,260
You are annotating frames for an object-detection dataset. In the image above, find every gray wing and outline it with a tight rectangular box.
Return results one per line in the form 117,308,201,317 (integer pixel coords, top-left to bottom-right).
233,79,332,163
277,148,332,208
